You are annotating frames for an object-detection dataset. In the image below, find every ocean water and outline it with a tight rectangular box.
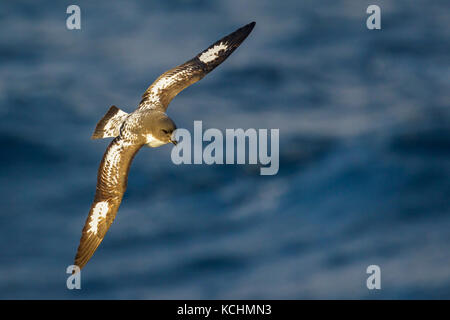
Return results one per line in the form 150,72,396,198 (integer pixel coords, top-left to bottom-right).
0,0,449,299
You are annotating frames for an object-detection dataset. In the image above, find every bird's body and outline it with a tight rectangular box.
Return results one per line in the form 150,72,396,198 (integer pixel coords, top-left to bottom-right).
74,22,256,270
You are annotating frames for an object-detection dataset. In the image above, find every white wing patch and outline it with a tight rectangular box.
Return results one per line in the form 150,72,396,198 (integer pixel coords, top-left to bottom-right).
152,75,177,93
198,42,228,63
88,201,109,235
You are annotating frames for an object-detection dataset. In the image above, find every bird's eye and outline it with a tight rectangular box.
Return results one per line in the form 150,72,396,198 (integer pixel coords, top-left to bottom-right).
162,129,168,134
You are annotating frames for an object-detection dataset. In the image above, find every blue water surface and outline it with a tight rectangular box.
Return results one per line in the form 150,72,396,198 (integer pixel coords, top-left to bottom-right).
0,0,449,299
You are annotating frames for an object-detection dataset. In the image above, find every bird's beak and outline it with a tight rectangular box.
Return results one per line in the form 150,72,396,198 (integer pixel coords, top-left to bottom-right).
170,139,178,146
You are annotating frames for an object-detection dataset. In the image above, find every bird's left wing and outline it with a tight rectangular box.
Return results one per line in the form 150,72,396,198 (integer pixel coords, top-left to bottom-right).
138,21,255,111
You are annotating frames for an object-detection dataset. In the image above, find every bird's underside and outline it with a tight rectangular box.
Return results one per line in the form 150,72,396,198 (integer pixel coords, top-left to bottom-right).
74,22,255,270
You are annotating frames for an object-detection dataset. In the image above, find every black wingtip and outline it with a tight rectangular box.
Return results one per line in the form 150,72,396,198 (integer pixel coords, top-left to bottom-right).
238,21,256,37
236,21,256,40
194,21,256,73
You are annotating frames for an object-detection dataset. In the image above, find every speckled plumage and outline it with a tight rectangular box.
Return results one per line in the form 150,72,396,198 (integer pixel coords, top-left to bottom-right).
74,22,255,270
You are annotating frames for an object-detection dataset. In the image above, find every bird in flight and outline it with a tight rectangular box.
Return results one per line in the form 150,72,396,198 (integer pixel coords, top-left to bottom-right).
73,22,256,270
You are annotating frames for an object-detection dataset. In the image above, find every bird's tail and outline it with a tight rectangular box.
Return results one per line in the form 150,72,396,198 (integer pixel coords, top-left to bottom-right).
91,106,129,139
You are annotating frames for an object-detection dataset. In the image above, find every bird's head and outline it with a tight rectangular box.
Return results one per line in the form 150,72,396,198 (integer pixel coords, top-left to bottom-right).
152,114,178,146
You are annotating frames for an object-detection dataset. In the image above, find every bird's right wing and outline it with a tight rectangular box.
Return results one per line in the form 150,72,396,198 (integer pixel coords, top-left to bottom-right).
74,138,142,270
138,21,255,111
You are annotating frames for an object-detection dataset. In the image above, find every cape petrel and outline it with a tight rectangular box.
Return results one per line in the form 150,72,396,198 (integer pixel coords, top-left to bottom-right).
74,22,256,270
